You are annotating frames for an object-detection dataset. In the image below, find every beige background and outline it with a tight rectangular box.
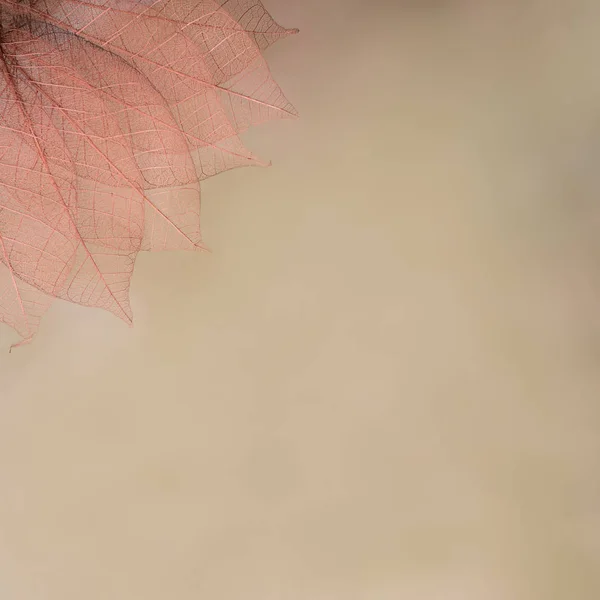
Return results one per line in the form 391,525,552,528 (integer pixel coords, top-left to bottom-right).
1,0,600,598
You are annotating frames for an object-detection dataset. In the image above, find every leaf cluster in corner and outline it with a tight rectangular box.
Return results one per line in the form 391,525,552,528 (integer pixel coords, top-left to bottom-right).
0,0,297,348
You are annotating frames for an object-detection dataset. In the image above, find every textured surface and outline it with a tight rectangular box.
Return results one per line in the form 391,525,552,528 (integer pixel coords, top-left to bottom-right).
1,1,600,599
0,0,296,346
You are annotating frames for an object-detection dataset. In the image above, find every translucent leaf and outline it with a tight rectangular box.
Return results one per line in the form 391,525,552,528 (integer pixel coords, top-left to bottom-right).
0,0,296,346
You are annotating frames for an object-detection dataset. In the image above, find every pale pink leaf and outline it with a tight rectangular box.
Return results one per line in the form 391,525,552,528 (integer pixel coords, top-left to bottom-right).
0,0,296,346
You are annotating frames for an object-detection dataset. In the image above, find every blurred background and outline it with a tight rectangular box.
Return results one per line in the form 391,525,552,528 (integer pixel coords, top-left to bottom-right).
1,0,600,598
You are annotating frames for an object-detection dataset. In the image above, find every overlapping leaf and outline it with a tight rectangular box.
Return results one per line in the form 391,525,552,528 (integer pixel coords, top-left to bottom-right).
0,0,296,347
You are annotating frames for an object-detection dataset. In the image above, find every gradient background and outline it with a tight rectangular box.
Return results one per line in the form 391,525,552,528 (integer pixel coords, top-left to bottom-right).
1,1,600,598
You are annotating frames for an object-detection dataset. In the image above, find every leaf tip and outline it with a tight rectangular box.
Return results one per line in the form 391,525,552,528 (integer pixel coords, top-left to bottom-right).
195,241,212,253
9,335,34,353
